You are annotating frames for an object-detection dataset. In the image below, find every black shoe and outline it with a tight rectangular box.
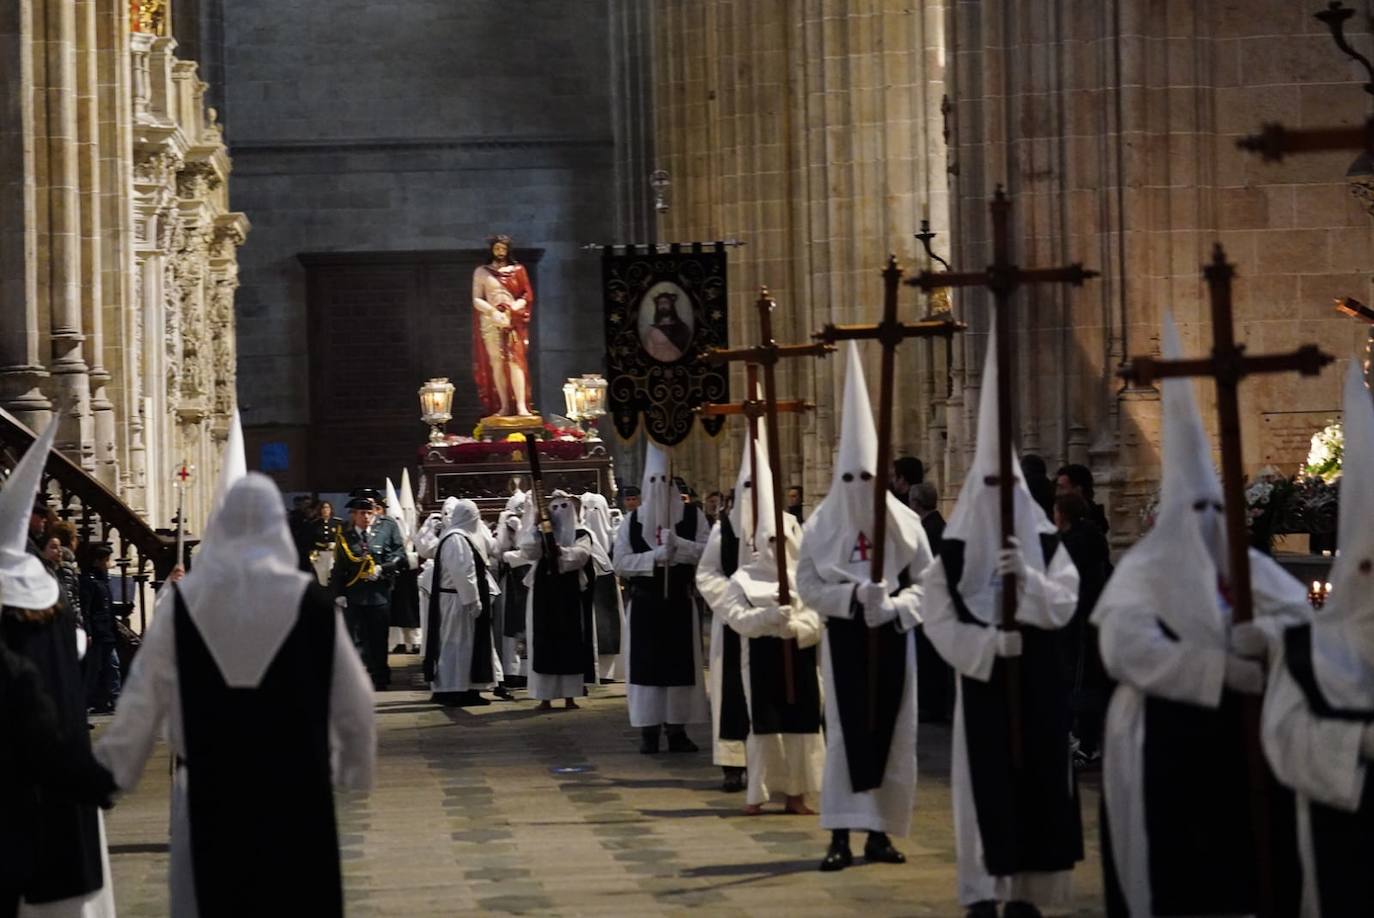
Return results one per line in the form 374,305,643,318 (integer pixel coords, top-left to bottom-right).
818,842,853,872
722,768,746,793
666,731,699,753
409,644,422,654
965,902,999,918
863,833,906,864
1002,902,1042,918
391,644,406,654
432,692,462,707
460,691,492,707
492,685,515,701
639,727,661,754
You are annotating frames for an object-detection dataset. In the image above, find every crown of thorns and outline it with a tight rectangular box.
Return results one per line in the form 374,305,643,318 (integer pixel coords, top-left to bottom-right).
487,234,514,248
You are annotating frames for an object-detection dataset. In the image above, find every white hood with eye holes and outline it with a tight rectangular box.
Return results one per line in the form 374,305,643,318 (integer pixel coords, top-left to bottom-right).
799,341,928,586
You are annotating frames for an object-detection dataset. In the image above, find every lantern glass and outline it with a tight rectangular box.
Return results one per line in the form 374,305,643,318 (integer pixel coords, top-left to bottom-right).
563,380,581,420
578,374,608,417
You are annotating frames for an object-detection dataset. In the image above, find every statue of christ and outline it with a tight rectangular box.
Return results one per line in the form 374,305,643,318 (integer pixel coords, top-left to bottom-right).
471,235,535,418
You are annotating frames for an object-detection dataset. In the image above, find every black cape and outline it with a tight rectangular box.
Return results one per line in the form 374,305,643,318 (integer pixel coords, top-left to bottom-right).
423,533,494,685
174,584,342,917
529,531,594,677
715,518,750,743
940,536,1084,878
627,505,701,687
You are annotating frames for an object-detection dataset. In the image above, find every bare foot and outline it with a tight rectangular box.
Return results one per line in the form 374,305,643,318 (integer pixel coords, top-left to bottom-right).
564,699,580,710
784,796,815,815
742,804,764,816
537,700,553,710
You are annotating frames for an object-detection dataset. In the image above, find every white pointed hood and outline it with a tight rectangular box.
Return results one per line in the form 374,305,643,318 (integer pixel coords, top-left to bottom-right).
547,489,580,546
384,477,407,539
179,473,312,687
727,385,768,550
1310,361,1374,704
496,489,527,553
942,327,1056,619
447,498,494,564
580,492,614,554
206,408,246,530
800,341,929,585
0,416,59,610
1093,314,1224,643
730,425,804,608
638,441,684,535
399,469,418,540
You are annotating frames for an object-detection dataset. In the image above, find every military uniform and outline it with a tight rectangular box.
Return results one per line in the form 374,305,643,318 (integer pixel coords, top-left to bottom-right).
330,505,406,689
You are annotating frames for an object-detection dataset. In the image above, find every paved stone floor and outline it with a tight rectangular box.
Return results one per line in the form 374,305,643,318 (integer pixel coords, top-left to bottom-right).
100,655,1106,916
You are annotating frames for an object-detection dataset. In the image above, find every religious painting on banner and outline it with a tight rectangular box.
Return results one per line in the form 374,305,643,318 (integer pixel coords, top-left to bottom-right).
603,244,729,445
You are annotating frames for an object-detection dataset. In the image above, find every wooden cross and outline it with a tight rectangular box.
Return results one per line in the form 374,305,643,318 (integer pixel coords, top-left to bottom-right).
1119,243,1332,918
815,258,966,728
704,292,834,704
909,188,1096,762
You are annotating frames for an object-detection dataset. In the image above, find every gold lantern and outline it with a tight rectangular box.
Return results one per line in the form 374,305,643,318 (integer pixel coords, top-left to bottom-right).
418,377,455,446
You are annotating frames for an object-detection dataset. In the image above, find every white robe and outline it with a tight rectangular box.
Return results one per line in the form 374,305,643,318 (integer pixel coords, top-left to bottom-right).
521,533,595,700
718,577,825,806
93,588,375,918
1095,551,1309,918
429,529,494,693
922,546,1079,908
613,510,710,728
696,523,746,768
795,554,922,836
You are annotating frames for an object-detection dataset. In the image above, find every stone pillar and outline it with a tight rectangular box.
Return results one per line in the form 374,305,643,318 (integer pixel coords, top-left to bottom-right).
0,0,51,426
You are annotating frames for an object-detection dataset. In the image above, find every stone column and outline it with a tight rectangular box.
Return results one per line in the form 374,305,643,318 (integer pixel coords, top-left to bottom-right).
0,0,51,426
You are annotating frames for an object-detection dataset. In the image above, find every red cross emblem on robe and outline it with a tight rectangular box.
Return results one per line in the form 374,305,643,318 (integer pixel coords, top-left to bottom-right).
849,532,872,564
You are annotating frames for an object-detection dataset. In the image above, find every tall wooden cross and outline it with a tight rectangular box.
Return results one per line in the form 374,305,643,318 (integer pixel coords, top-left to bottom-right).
909,188,1097,761
703,291,834,703
815,258,966,728
1118,243,1332,918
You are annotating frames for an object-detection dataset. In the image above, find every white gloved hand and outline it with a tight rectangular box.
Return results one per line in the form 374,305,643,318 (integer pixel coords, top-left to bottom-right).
995,628,1023,658
995,536,1027,581
1223,655,1265,696
1230,621,1268,660
1361,724,1374,760
505,515,521,532
365,568,380,582
503,549,524,566
765,604,791,630
864,597,898,628
652,544,670,564
335,596,348,609
856,580,889,613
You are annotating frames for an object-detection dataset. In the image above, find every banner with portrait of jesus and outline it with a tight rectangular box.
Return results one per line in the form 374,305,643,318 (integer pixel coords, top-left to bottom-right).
602,243,729,445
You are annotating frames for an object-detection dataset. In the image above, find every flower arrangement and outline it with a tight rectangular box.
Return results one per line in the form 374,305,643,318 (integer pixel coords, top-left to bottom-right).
419,438,586,463
1300,421,1343,483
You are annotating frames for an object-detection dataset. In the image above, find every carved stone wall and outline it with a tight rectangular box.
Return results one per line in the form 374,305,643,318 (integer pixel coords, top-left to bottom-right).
0,0,244,536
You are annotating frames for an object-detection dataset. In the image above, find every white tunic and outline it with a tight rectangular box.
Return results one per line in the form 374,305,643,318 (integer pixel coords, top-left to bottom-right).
521,532,595,701
430,529,491,693
795,554,922,836
93,588,376,918
718,577,825,806
613,510,710,728
1094,550,1308,918
695,523,747,768
922,546,1079,908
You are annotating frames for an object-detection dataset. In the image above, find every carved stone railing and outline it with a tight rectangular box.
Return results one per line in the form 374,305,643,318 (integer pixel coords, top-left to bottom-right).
1,408,178,635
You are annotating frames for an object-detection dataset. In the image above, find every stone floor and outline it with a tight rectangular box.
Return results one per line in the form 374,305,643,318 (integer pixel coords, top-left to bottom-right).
100,656,1106,917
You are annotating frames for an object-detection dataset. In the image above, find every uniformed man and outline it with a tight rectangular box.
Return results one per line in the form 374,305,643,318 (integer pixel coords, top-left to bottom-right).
331,492,406,690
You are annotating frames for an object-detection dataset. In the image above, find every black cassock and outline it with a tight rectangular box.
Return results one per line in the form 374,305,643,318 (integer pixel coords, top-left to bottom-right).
941,536,1084,879
715,518,751,745
626,505,701,688
530,531,594,677
390,565,421,630
174,583,343,917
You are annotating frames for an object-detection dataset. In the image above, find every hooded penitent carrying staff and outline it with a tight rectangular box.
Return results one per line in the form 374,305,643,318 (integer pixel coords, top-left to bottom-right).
1114,245,1332,918
815,260,964,729
523,433,558,571
704,300,831,703
910,190,1094,758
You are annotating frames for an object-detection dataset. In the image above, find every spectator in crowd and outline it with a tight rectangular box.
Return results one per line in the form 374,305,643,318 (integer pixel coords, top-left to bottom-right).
786,485,804,523
703,491,724,527
28,501,55,557
1053,492,1111,768
44,524,84,634
1020,454,1057,519
78,543,120,715
909,480,953,724
1056,463,1110,535
890,456,924,504
620,486,641,514
909,481,945,557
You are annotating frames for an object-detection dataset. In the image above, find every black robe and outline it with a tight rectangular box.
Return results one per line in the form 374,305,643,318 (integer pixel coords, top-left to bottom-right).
941,536,1084,878
529,531,594,678
715,518,750,744
174,583,342,917
748,632,821,735
627,505,701,687
0,603,104,905
1282,624,1369,918
390,565,422,630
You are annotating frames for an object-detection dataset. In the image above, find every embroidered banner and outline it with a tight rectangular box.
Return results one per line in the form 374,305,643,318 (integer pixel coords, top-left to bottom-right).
603,244,729,445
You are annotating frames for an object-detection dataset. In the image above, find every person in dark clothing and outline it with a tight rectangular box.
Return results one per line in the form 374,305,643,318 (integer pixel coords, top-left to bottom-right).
49,522,84,631
78,542,120,714
891,456,924,504
910,481,954,724
1020,454,1057,519
1053,493,1111,767
786,485,805,523
0,643,117,918
1056,463,1110,535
